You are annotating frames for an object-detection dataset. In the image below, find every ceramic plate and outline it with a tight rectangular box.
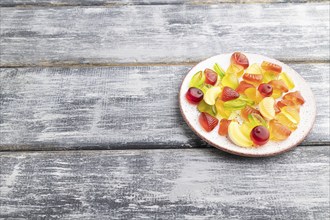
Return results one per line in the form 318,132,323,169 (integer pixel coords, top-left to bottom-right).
179,53,316,157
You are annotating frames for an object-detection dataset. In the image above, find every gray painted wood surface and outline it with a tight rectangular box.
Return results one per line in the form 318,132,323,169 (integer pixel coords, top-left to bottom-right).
0,147,329,219
1,3,329,67
1,1,329,218
0,0,325,6
0,63,328,150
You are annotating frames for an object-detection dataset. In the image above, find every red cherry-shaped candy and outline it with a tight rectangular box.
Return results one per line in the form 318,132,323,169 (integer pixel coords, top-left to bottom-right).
258,83,273,97
231,52,249,69
204,68,218,85
250,125,270,146
186,87,203,104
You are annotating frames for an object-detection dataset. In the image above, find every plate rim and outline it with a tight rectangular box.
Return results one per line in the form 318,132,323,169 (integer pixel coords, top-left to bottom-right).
179,53,316,157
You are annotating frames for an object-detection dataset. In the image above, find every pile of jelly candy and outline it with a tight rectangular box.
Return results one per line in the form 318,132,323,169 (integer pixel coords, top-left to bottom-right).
185,52,305,148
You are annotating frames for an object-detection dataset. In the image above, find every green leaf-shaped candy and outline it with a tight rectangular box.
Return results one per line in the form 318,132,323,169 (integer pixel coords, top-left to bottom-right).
248,113,268,128
223,99,247,111
197,100,217,116
189,71,205,88
213,63,225,79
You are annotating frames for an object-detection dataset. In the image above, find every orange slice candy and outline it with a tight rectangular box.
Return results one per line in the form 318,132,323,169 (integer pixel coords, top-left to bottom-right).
277,99,300,112
275,106,300,131
268,80,289,93
241,105,261,121
269,120,292,141
243,63,263,85
236,81,255,94
268,79,289,99
283,91,305,105
261,61,282,74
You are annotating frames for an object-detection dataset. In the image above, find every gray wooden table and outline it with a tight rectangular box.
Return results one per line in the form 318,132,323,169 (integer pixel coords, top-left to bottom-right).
0,1,329,219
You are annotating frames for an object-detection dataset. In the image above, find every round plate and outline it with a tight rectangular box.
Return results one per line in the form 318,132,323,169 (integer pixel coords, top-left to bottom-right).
179,53,316,157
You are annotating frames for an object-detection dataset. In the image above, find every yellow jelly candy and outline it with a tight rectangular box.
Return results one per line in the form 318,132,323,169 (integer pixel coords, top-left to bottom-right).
204,86,221,105
275,112,298,131
281,106,300,124
246,63,263,75
228,121,253,148
221,73,239,89
259,97,275,120
215,99,232,119
244,87,263,104
271,89,283,99
262,71,277,83
279,72,295,90
241,121,253,137
226,64,244,77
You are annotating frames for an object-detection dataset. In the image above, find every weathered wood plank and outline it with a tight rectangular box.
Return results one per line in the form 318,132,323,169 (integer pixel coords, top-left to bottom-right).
0,63,328,150
0,0,325,7
0,4,329,66
0,147,329,219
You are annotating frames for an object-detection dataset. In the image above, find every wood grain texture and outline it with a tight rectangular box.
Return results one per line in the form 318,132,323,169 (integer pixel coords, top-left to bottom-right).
0,3,329,66
0,147,329,219
0,0,326,7
0,63,328,150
